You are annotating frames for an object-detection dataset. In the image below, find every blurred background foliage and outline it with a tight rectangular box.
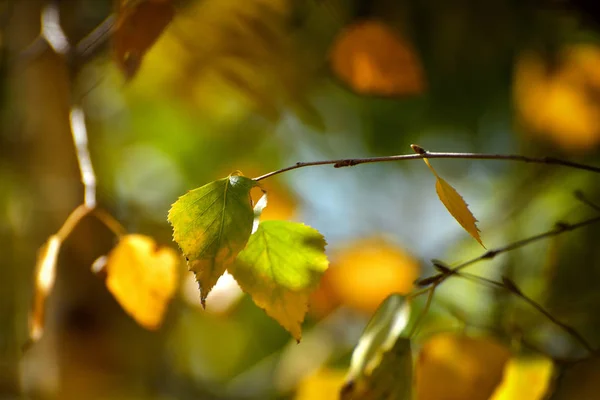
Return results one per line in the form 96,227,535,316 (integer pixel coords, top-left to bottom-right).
3,0,600,399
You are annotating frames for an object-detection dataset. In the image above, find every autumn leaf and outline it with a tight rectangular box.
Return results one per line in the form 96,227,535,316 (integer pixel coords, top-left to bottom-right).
415,149,484,247
329,19,426,97
168,174,257,305
489,355,554,400
105,234,178,330
342,294,412,400
30,235,62,342
114,0,176,79
230,220,329,341
415,334,511,400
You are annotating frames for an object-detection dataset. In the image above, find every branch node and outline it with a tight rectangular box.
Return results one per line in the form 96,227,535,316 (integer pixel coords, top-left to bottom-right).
334,159,357,168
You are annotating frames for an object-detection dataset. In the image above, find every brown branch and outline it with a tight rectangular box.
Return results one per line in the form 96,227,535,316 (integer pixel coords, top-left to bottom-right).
253,146,600,181
451,215,600,274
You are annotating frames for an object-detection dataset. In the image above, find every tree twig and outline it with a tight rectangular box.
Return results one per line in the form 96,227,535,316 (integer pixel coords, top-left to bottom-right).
451,215,600,274
253,146,600,181
574,190,600,213
69,107,96,208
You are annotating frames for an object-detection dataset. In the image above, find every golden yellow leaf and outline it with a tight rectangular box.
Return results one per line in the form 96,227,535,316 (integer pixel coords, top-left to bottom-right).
114,0,176,79
415,333,511,400
329,19,426,96
30,235,62,342
420,157,484,247
295,368,347,400
489,356,554,400
105,234,179,329
322,238,420,314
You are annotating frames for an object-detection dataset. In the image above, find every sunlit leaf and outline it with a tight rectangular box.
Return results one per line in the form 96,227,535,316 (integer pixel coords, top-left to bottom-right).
29,235,62,342
230,220,329,341
329,20,425,96
322,238,420,314
415,334,511,400
547,356,600,400
168,174,257,305
422,158,484,247
105,234,179,329
342,294,412,400
490,355,554,400
114,0,176,79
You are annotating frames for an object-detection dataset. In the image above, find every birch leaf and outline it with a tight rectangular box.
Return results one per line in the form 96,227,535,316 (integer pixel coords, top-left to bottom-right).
230,221,329,341
435,176,484,247
168,174,257,305
105,234,178,329
418,154,484,247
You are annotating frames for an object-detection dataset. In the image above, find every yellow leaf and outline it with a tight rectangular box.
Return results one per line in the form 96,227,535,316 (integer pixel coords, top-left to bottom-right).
489,356,554,400
435,177,484,247
415,334,511,400
420,157,484,247
29,235,62,342
323,238,420,314
329,19,426,97
296,368,347,400
105,234,179,329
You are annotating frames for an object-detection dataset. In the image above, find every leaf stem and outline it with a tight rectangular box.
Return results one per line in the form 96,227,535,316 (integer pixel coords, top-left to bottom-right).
253,147,600,182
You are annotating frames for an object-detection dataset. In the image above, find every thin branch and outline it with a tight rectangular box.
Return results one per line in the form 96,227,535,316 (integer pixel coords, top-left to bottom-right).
512,286,595,354
55,204,92,241
452,215,600,274
253,147,600,181
69,106,97,208
407,286,436,338
574,190,600,213
74,14,115,60
92,208,127,237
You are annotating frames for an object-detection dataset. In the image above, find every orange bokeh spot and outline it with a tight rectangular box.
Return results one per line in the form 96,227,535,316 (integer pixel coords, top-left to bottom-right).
415,333,511,400
515,44,600,152
329,20,426,96
312,238,419,316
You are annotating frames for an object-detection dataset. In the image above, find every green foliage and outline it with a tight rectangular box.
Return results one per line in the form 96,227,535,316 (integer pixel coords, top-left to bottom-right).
342,294,412,399
231,220,329,341
168,174,257,303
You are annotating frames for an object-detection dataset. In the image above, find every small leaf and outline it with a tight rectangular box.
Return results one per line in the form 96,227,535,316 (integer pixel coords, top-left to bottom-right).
30,235,62,342
418,155,484,247
341,294,412,400
230,221,329,341
435,177,484,247
168,174,257,304
105,234,178,329
114,0,175,79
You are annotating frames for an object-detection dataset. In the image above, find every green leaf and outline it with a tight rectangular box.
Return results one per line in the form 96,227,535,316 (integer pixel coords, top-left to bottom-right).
341,294,412,400
230,220,328,341
168,174,257,305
